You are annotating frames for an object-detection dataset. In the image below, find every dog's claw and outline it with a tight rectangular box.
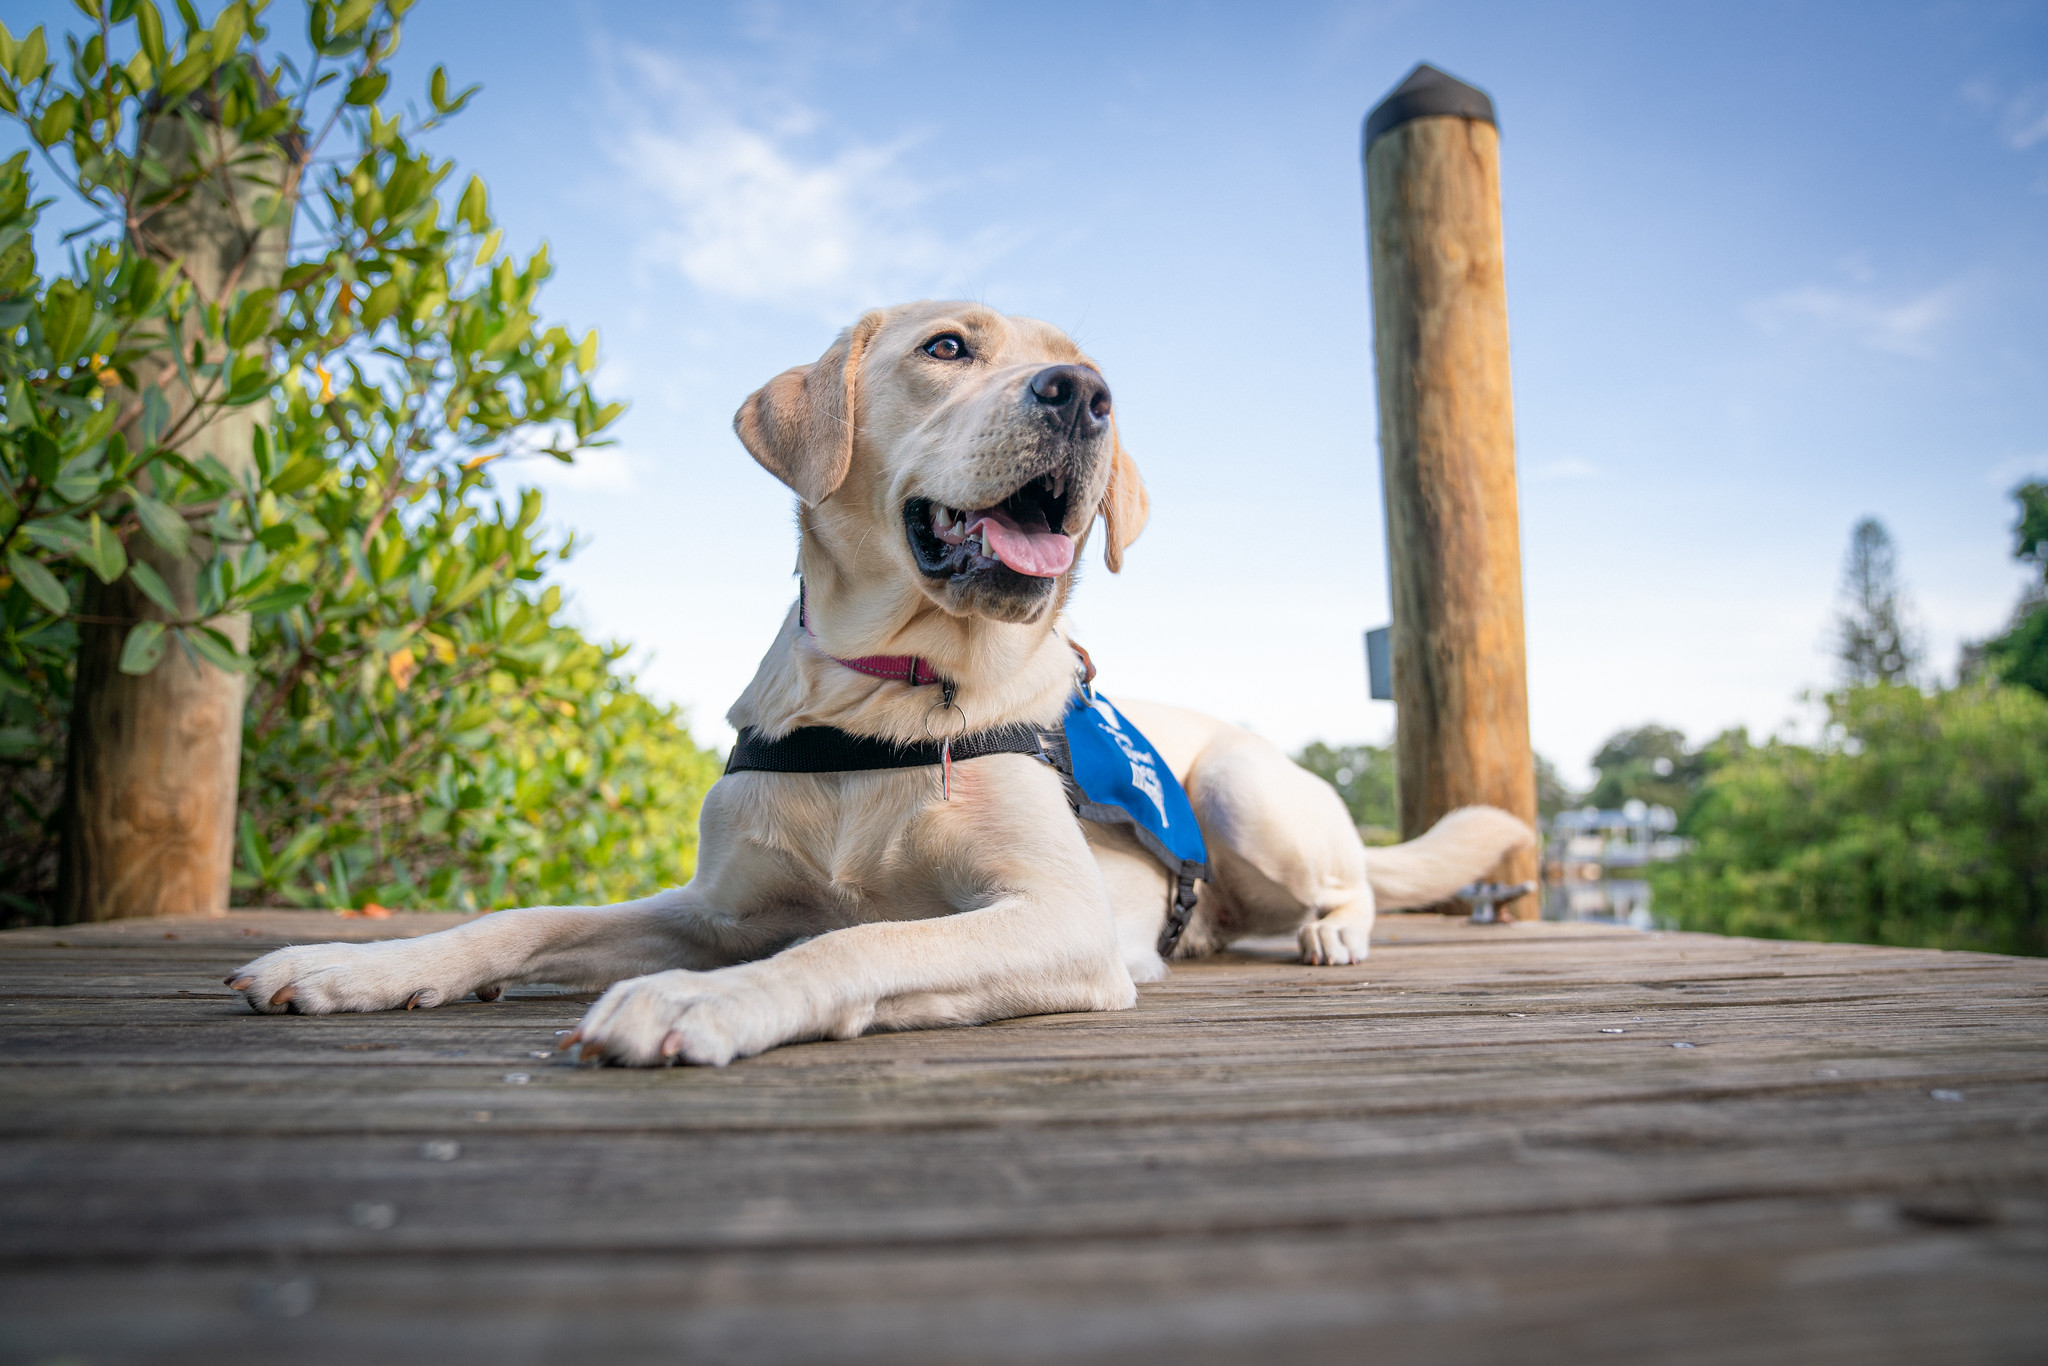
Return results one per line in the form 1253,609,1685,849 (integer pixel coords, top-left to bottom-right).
579,1041,605,1063
556,1029,582,1052
269,985,296,1007
225,975,253,990
404,990,426,1010
475,985,503,1003
660,1031,683,1059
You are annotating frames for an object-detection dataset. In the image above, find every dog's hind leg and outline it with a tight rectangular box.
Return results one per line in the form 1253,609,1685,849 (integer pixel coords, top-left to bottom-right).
1139,710,1535,965
1171,726,1381,964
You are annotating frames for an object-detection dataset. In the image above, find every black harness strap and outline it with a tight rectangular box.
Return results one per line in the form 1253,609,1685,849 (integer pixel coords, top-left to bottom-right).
725,722,1049,775
724,703,1203,960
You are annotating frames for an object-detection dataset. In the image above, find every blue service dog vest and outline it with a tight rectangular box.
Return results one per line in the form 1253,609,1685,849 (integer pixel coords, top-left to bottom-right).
1049,693,1209,956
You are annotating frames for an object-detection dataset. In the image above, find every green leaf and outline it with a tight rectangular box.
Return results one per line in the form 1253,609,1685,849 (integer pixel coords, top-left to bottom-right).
51,453,104,504
255,521,299,551
241,105,294,142
23,430,59,482
157,49,211,100
185,624,247,673
242,582,313,615
21,515,89,556
12,26,46,83
360,279,399,327
270,821,326,880
456,175,488,233
332,0,377,34
126,257,160,310
6,549,68,614
3,377,36,433
80,512,127,584
130,491,190,556
118,619,166,674
343,71,388,106
208,1,244,54
224,286,276,347
440,565,498,612
133,2,165,65
33,94,78,148
237,811,270,880
137,384,169,449
41,278,91,362
126,558,178,614
268,454,325,494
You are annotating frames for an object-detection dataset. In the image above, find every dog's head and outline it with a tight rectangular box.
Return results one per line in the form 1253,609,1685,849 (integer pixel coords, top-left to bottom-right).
734,302,1147,626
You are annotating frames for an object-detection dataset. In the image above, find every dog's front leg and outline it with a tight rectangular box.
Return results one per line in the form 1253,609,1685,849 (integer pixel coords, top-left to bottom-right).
224,887,766,1014
570,883,1135,1067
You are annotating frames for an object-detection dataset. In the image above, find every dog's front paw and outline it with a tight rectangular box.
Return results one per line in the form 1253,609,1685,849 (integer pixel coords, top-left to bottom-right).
225,940,477,1015
1298,919,1370,967
567,967,806,1067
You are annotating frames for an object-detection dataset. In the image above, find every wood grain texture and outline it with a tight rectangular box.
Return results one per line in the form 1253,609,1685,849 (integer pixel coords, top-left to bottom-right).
1365,115,1538,905
58,113,293,923
1,913,2043,1364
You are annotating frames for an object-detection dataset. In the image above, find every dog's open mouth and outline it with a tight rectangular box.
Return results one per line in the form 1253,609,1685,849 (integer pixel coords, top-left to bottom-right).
905,472,1074,580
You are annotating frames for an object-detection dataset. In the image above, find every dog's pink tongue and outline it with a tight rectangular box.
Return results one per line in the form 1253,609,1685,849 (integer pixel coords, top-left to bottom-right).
974,508,1075,578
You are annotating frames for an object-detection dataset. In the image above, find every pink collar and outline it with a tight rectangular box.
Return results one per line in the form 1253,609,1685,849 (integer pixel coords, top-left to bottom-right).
799,584,945,688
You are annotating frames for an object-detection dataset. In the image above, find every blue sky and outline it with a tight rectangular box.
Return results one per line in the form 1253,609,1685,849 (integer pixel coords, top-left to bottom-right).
16,0,2048,781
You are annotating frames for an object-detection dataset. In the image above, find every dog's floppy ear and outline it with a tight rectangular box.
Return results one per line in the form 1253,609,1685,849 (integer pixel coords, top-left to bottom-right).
1098,421,1149,573
733,311,885,506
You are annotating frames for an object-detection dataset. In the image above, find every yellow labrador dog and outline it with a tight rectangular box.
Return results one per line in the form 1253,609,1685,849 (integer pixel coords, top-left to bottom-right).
225,301,1531,1065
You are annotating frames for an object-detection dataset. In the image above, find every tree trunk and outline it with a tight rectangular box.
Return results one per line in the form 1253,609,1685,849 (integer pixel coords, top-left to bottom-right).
58,112,293,922
1363,66,1539,914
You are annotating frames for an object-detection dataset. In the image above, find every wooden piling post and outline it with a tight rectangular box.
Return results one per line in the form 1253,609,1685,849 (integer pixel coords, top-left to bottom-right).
1362,64,1539,912
57,113,294,922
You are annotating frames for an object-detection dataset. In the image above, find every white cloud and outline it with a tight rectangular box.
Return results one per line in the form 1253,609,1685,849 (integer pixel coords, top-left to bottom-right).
1530,457,1598,481
510,444,639,496
1963,78,2048,152
477,419,640,498
599,48,1012,317
1981,452,2048,491
1745,279,1966,359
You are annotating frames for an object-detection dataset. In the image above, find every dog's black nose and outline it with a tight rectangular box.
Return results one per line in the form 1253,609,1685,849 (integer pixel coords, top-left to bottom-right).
1029,365,1111,433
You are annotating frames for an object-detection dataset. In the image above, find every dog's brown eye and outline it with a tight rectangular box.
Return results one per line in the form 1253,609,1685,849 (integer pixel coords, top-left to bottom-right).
922,334,968,361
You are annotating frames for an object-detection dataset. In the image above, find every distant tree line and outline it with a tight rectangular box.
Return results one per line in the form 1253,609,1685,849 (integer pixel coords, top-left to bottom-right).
1607,501,2044,957
1294,494,2046,958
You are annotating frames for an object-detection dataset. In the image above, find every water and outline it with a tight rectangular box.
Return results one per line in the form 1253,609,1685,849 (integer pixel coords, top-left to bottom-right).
1543,876,1665,930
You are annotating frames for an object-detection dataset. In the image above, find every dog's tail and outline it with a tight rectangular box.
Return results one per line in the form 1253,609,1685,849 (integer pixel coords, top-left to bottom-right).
1365,806,1537,910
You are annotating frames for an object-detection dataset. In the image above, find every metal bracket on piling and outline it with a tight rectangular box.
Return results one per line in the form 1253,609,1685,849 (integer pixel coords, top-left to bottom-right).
1456,881,1538,924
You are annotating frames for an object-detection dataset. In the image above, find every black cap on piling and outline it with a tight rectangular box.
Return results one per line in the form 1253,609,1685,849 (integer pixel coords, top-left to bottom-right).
1364,63,1496,150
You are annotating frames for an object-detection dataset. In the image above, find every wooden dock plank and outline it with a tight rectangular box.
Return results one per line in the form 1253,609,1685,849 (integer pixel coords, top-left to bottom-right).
1,912,2043,1364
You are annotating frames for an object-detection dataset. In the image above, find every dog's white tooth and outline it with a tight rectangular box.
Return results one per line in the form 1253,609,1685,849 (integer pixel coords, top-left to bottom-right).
979,527,991,557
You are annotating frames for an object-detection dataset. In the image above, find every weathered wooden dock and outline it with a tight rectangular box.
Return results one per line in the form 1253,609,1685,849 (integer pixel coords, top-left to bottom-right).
1,911,2043,1364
